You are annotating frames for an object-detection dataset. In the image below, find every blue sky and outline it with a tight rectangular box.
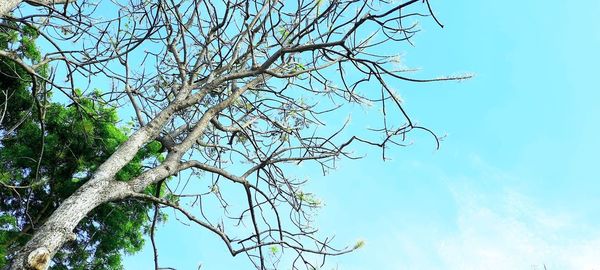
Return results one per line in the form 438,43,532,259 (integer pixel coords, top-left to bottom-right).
123,1,600,269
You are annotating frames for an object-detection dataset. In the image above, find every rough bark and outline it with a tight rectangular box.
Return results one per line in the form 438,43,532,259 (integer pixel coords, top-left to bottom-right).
0,0,73,17
7,180,131,270
0,0,22,17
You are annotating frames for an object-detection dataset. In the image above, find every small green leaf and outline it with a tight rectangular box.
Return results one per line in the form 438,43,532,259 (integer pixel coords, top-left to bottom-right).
353,239,365,249
295,63,306,71
278,27,290,40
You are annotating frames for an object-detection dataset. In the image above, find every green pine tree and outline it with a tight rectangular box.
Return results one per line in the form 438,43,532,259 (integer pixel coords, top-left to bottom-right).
0,22,165,269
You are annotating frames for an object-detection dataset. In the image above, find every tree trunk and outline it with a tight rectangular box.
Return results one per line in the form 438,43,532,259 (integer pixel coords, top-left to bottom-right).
1,0,74,18
0,0,22,17
7,179,131,270
5,97,183,269
6,131,155,269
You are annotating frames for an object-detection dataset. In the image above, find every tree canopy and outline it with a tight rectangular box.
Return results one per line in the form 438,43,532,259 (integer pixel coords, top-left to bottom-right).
0,0,469,269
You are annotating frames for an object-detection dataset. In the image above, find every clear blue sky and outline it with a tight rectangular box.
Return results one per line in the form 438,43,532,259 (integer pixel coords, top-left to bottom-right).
124,1,600,269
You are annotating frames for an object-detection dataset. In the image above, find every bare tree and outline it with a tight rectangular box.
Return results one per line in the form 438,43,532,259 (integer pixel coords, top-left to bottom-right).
1,0,470,269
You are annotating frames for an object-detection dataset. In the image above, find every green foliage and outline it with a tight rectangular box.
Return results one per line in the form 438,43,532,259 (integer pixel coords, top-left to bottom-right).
294,191,322,207
0,90,162,268
20,36,40,62
0,22,42,63
0,26,165,269
0,214,18,266
277,27,291,42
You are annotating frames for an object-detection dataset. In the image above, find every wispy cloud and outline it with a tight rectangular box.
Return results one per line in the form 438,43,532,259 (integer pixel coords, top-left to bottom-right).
377,154,600,270
435,184,600,270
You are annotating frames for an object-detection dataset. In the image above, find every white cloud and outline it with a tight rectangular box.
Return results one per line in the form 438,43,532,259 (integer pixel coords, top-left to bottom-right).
435,186,600,270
